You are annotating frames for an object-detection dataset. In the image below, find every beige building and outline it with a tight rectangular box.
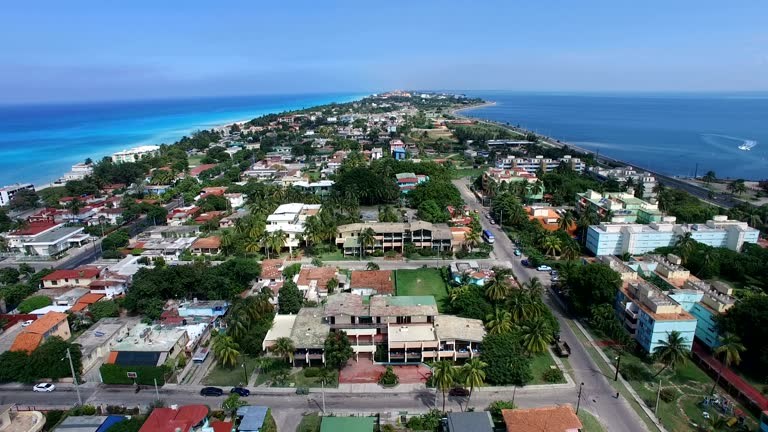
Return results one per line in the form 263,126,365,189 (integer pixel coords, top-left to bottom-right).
336,221,453,255
0,405,44,432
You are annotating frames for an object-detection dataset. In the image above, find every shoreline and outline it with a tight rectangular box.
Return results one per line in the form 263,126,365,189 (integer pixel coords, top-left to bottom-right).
25,94,369,191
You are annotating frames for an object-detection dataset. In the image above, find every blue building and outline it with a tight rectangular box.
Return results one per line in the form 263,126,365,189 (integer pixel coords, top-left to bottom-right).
615,279,697,354
587,216,759,256
395,172,428,193
669,279,736,350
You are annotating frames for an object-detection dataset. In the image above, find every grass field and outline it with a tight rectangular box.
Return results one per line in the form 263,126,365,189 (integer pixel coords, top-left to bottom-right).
579,410,607,432
395,268,448,309
188,155,204,166
529,351,565,384
297,413,321,432
451,168,486,179
203,355,260,387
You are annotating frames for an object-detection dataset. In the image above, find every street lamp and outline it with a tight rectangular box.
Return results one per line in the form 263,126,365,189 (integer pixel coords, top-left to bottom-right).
62,348,83,406
576,382,584,414
241,363,248,386
614,354,622,381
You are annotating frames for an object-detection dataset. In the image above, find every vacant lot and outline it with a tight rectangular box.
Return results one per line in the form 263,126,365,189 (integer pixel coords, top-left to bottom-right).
395,268,448,310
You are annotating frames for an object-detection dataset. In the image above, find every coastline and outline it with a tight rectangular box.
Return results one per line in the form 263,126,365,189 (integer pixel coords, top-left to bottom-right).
14,94,368,190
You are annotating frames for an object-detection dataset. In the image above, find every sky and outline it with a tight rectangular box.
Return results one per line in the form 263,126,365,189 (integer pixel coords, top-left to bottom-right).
1,0,767,103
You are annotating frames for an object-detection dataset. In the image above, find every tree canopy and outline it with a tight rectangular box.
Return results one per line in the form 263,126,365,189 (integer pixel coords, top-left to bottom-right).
567,263,622,316
480,331,532,385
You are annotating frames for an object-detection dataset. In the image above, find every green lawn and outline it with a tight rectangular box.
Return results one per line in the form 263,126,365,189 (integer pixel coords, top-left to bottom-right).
297,413,322,432
451,168,486,179
203,356,260,387
529,351,565,384
395,268,448,309
316,250,356,261
188,155,204,166
579,410,607,432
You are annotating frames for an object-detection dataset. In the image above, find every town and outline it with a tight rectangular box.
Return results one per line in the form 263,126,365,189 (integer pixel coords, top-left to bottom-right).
1,91,767,432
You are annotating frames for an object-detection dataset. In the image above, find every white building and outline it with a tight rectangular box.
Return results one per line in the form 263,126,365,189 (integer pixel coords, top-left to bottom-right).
496,155,585,173
293,180,334,196
266,203,322,252
111,145,160,163
589,166,658,199
0,183,35,207
61,163,94,182
3,221,89,258
371,148,384,160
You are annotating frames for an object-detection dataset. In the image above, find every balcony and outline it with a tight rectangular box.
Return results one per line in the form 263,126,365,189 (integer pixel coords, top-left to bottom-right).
330,322,385,330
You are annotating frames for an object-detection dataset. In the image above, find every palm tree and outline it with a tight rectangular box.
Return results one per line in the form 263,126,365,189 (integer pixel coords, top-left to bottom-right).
244,235,261,258
702,171,717,184
430,361,457,413
449,285,470,304
366,262,380,271
623,177,636,193
303,215,324,247
541,235,562,257
212,335,241,368
464,229,480,249
652,331,688,377
507,204,526,226
272,337,296,365
66,199,83,223
521,317,553,354
524,277,544,297
268,229,288,255
560,240,580,261
557,210,575,232
485,308,513,335
529,180,544,203
652,182,666,196
358,227,376,257
485,267,512,301
675,232,696,264
709,334,745,395
727,179,747,196
461,358,487,409
220,230,235,256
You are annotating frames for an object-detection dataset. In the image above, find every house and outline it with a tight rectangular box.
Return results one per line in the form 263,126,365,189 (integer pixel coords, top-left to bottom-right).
262,307,329,366
0,183,35,207
138,405,209,432
589,165,658,199
188,164,218,179
235,406,269,432
496,155,585,173
395,173,428,193
390,139,406,160
0,404,44,432
194,211,225,224
320,417,375,432
54,287,91,306
10,312,71,353
501,405,583,432
482,168,543,201
371,147,384,160
178,300,229,318
2,221,89,258
166,206,201,226
53,415,126,432
111,145,160,163
190,236,221,255
41,267,101,289
450,262,493,286
444,412,494,432
87,208,124,226
74,318,130,372
88,274,130,299
525,206,576,233
293,180,334,196
224,193,246,208
586,216,760,256
69,293,106,313
106,323,189,366
295,266,339,301
266,203,321,252
349,270,394,296
336,221,453,255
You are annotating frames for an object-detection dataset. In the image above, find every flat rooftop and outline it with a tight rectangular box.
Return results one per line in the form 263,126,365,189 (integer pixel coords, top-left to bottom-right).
388,324,436,343
111,324,187,352
433,315,486,342
290,307,329,349
74,318,129,357
264,314,297,342
26,226,83,244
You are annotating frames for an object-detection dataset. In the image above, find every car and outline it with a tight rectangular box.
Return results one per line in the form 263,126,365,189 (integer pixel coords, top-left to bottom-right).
536,265,553,272
230,387,250,397
449,387,470,397
200,387,224,397
489,219,496,225
485,214,492,220
513,249,522,256
551,275,560,282
521,259,530,267
550,270,559,276
33,383,55,392
21,320,34,327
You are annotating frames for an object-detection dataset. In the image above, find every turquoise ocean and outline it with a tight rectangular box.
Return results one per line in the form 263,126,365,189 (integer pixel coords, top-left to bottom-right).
0,93,365,187
459,92,768,181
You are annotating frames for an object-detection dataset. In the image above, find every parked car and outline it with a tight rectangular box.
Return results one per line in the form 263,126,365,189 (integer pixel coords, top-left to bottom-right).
21,320,34,327
521,259,530,267
449,387,470,397
555,340,571,357
230,387,250,397
33,383,55,392
550,270,559,276
537,265,553,272
489,219,496,225
551,275,560,282
513,249,522,256
200,387,224,397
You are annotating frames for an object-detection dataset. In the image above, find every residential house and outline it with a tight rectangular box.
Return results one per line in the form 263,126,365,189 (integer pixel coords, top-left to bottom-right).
444,412,494,432
501,405,583,432
371,147,384,160
525,206,576,233
190,236,221,255
235,406,269,432
137,405,209,432
177,300,229,318
266,203,321,252
482,168,543,201
336,221,453,255
349,270,394,296
41,267,101,289
106,323,189,367
293,180,334,196
69,293,106,314
450,261,493,286
88,273,130,299
54,288,91,307
2,220,89,258
0,183,35,207
87,208,124,226
224,193,246,208
53,416,126,432
74,318,130,372
496,155,585,173
10,312,71,353
262,307,329,366
589,165,658,199
295,266,339,301
188,164,218,180
390,139,406,160
166,206,201,226
395,173,428,193
586,216,760,256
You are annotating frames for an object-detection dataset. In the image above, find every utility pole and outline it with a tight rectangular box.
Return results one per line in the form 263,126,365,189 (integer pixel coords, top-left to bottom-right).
614,354,622,381
154,378,160,401
242,363,249,386
655,380,662,415
65,348,83,406
576,382,584,414
321,380,326,413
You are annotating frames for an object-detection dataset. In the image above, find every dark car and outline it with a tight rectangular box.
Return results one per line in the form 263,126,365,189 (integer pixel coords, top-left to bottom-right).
230,387,250,397
449,387,470,397
521,259,530,267
200,387,224,397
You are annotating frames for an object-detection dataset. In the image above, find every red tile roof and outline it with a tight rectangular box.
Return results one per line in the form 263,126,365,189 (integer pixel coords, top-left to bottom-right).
10,333,43,353
350,270,394,295
502,405,582,432
42,268,100,281
10,311,69,353
296,267,337,293
211,421,233,432
260,259,284,279
191,236,221,250
189,164,218,177
139,405,209,432
10,221,58,236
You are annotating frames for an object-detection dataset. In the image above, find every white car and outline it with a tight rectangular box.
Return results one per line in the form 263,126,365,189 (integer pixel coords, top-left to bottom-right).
536,265,553,272
33,383,55,392
21,320,34,327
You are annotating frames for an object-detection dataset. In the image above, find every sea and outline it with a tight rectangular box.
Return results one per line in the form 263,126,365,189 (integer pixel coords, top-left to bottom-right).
459,92,768,181
0,93,365,187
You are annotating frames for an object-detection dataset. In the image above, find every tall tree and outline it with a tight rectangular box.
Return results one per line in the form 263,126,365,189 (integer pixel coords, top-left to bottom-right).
461,358,487,410
272,337,296,364
324,331,353,371
485,267,512,301
557,210,575,232
277,281,302,314
652,331,688,377
430,360,457,413
485,308,513,335
709,334,745,395
212,335,241,368
521,317,553,354
358,227,376,257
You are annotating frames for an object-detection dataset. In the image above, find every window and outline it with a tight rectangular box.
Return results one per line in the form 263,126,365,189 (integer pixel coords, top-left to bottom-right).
396,316,412,324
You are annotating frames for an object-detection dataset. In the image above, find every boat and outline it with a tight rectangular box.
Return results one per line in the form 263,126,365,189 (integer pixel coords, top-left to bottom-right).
738,140,757,151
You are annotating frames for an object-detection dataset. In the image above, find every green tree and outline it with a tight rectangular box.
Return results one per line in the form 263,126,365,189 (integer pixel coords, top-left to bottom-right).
358,227,376,258
430,360,457,413
485,308,513,335
324,331,353,371
652,331,688,377
484,267,512,301
727,179,747,196
480,332,532,385
222,393,247,416
378,205,399,223
8,189,39,211
461,358,487,409
567,263,622,316
366,262,380,271
675,232,696,265
521,317,553,354
17,295,52,313
272,337,295,364
541,235,562,257
417,199,449,223
710,334,745,395
89,300,120,321
557,210,575,232
702,171,717,184
277,281,302,314
212,335,241,368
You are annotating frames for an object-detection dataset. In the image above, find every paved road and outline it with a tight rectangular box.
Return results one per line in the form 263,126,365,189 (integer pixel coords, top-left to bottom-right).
454,178,649,432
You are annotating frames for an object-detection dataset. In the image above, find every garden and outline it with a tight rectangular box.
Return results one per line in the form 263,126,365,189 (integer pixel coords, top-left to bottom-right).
394,268,448,308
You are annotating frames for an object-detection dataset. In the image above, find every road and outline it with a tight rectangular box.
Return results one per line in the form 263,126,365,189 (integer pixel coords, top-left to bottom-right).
454,178,649,432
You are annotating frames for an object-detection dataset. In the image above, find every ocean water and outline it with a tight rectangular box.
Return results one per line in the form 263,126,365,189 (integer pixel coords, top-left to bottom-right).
459,92,768,180
0,93,365,187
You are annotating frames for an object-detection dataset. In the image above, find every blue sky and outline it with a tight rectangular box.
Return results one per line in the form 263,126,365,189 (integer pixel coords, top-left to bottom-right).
1,0,766,102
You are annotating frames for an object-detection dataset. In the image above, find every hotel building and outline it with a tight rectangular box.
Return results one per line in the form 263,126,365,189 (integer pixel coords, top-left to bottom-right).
576,189,663,223
0,183,35,207
336,221,454,255
496,155,585,173
111,145,160,163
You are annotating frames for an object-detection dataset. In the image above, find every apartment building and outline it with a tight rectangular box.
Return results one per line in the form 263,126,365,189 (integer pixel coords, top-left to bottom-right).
482,168,543,201
576,189,663,223
586,216,759,256
496,155,585,173
589,165,658,199
615,279,697,353
111,145,160,163
668,279,736,350
292,180,334,196
336,221,453,255
266,203,321,251
0,183,34,207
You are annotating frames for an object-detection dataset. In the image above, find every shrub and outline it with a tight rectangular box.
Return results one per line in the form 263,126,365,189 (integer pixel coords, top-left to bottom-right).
542,368,565,383
659,387,678,403
487,400,516,422
406,410,441,431
303,367,321,378
43,410,65,431
378,366,399,386
620,362,653,382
